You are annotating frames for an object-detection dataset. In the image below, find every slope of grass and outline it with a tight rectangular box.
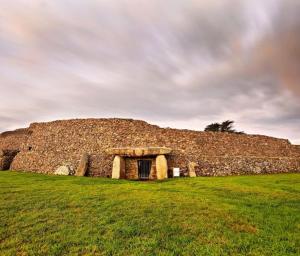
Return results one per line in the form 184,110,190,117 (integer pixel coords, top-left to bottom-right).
0,171,299,256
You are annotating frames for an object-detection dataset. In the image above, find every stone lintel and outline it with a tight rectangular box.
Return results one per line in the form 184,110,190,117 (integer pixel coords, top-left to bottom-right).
106,147,172,157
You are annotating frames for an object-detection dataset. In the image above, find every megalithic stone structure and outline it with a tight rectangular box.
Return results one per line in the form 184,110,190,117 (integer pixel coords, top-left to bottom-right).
0,118,299,178
156,155,168,180
112,155,125,179
75,153,89,176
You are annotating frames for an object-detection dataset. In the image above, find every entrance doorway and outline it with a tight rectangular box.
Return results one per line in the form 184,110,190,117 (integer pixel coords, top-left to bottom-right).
0,150,19,171
138,160,151,179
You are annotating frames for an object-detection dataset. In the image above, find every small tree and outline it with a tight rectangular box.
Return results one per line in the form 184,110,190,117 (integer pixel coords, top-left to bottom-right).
204,123,221,132
220,120,235,133
204,120,244,134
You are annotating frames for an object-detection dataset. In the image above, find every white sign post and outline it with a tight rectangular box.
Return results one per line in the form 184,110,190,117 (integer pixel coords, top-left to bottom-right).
173,167,180,177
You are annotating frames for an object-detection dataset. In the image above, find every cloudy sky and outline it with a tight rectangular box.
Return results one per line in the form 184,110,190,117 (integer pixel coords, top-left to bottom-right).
0,0,299,144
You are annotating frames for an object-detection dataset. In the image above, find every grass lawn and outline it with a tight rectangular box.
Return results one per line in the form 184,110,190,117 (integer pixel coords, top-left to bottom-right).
0,172,299,256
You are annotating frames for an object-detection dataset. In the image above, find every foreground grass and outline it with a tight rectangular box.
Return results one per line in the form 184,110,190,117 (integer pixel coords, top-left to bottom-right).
0,172,299,256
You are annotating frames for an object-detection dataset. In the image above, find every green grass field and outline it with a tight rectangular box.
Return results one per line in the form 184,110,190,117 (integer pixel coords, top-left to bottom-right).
0,172,299,256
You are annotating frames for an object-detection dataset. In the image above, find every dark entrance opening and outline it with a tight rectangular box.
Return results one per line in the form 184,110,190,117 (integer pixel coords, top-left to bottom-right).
0,150,19,171
138,160,151,179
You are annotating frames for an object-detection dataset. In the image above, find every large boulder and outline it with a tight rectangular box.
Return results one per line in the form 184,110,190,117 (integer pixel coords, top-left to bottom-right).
54,165,71,175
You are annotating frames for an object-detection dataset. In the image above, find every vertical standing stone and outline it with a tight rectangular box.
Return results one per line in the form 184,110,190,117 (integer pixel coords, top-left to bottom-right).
75,153,89,176
188,162,197,177
112,156,125,179
156,155,168,180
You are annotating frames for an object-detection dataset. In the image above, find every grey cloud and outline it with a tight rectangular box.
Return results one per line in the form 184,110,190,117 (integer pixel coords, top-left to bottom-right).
0,0,299,143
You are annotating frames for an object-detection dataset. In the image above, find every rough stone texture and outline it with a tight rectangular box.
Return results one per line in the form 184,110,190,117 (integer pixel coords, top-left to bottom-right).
0,118,298,177
54,165,71,175
0,128,31,151
156,155,168,180
112,156,125,179
0,129,30,171
0,150,19,170
125,157,156,179
188,162,197,177
195,156,300,176
106,147,172,156
75,153,89,176
109,147,170,179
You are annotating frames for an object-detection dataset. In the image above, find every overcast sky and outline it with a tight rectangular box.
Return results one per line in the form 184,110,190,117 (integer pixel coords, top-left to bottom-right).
0,0,299,144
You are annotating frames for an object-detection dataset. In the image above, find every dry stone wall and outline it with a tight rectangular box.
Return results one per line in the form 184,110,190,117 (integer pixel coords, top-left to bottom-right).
195,156,300,176
0,129,30,170
0,128,31,151
0,118,299,176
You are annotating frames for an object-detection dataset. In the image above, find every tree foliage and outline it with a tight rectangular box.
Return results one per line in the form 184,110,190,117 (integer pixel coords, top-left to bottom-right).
204,120,244,134
204,123,221,132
